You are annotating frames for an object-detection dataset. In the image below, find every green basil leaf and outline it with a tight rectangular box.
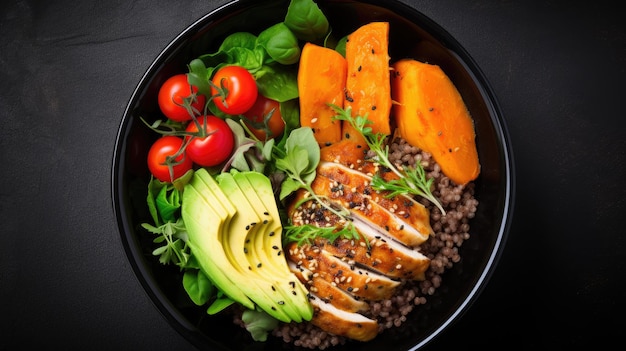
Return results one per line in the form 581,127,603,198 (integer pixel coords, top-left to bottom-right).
255,64,299,102
257,22,301,65
207,297,235,315
219,31,257,51
286,127,319,174
183,269,215,306
155,184,181,223
224,47,263,71
285,0,329,42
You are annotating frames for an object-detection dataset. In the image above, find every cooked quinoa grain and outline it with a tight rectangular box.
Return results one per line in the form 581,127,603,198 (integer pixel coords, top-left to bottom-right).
237,137,478,348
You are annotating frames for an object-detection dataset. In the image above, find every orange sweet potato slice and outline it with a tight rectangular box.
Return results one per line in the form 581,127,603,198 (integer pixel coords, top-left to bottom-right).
343,22,392,145
391,59,480,185
298,42,346,147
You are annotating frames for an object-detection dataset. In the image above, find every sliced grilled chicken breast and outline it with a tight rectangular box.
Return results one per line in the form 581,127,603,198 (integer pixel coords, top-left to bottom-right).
282,139,436,341
317,160,433,245
308,293,379,342
289,261,369,313
313,227,430,281
286,242,400,301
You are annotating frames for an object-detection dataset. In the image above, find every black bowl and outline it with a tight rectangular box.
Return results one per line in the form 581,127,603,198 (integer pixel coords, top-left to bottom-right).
112,0,515,350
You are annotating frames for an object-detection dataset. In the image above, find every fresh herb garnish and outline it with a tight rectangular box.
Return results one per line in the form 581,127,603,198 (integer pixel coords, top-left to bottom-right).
283,224,359,247
142,218,190,266
271,127,361,243
330,104,446,215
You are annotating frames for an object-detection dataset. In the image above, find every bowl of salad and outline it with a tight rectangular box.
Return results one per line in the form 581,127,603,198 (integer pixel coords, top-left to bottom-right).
112,0,514,349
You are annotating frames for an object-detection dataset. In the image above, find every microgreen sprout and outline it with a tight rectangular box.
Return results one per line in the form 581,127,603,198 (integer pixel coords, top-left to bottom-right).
330,104,446,215
271,127,362,244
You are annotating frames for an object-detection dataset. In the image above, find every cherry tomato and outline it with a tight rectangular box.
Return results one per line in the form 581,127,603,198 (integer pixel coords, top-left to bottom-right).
147,136,193,182
185,115,234,167
211,65,258,115
242,95,286,140
158,74,206,122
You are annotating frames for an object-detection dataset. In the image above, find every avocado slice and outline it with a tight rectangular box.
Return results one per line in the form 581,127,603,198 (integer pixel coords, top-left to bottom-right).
214,172,295,322
231,171,313,322
181,182,253,310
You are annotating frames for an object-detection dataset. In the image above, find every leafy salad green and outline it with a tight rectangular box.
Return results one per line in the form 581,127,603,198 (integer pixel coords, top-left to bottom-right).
142,0,334,341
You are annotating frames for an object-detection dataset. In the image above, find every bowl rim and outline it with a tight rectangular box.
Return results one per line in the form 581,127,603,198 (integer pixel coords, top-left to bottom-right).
112,0,516,349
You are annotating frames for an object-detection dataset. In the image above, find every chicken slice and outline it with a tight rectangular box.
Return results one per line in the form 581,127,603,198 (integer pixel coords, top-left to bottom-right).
286,190,430,280
308,293,379,342
313,224,430,281
318,160,433,242
309,172,429,246
286,242,400,301
288,261,369,313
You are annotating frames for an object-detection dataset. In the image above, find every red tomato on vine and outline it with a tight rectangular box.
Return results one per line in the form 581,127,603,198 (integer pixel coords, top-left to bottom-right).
184,115,234,167
211,65,258,115
147,136,193,182
242,94,285,140
158,74,206,122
